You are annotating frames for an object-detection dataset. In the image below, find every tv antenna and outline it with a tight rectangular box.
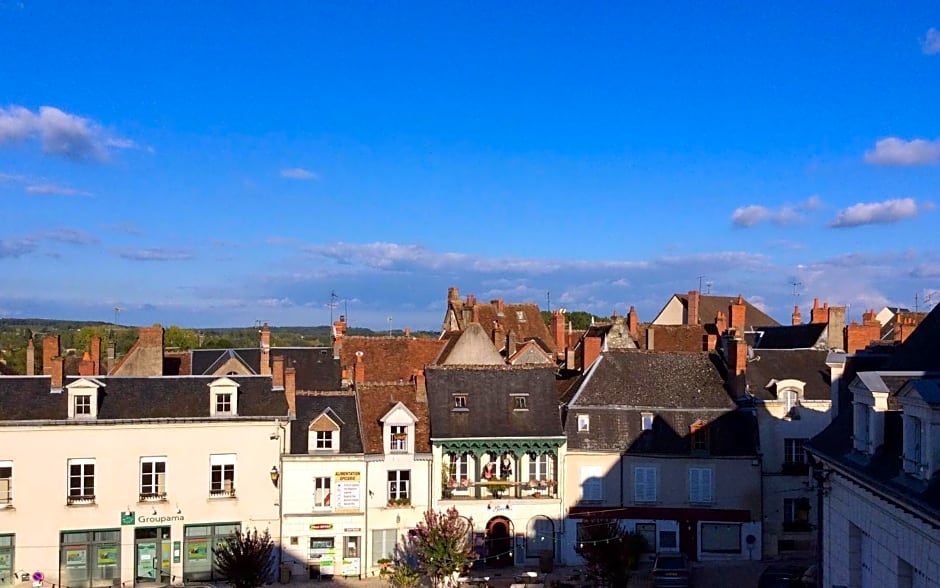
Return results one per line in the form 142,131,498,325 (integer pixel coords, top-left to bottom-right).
704,280,713,295
114,307,123,325
697,275,706,294
790,280,803,300
328,290,338,324
387,316,393,336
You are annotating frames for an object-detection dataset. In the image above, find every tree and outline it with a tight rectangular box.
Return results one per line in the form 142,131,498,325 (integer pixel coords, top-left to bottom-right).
213,528,276,588
164,325,199,350
576,518,647,587
403,508,475,588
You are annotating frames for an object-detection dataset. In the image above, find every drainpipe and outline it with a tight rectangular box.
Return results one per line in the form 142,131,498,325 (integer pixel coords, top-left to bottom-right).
810,457,829,588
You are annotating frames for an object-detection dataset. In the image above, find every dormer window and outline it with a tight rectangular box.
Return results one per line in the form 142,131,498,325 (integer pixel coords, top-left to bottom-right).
308,409,342,453
380,402,418,454
66,378,102,419
853,402,870,453
75,395,92,416
516,310,527,322
390,425,408,452
690,420,709,451
782,389,801,420
514,396,528,410
453,395,468,410
577,414,590,432
641,413,654,431
315,431,334,450
897,379,940,480
209,377,239,417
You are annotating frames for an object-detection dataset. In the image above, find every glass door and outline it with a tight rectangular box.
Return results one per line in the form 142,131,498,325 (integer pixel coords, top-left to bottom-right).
136,542,158,583
135,527,170,584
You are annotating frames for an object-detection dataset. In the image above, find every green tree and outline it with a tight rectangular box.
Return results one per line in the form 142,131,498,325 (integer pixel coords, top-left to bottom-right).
576,518,647,587
540,310,606,330
403,508,475,588
212,528,276,588
164,325,199,350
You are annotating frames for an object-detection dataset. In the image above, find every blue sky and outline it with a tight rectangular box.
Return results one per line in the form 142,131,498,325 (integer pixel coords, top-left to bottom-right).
2,2,939,330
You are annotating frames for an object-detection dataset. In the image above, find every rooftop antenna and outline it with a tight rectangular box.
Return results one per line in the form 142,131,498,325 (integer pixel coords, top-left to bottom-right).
697,275,706,294
705,281,713,295
328,290,338,325
387,316,393,336
790,280,803,300
114,307,122,326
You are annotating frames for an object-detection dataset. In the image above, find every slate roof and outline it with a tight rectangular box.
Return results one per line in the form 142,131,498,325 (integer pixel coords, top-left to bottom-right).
290,392,363,454
752,323,828,349
564,351,755,455
745,349,830,401
0,375,289,421
424,365,564,440
357,382,431,454
675,293,780,328
339,336,446,383
191,347,342,391
448,298,557,354
886,304,940,372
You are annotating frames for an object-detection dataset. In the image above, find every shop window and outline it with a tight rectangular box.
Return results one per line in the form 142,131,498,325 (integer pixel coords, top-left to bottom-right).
635,523,656,553
371,529,398,566
0,534,13,580
658,530,678,551
60,529,120,588
700,523,741,554
183,523,239,582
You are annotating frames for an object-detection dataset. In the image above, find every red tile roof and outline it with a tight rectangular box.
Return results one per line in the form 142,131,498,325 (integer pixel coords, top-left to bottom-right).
339,336,446,383
357,382,431,454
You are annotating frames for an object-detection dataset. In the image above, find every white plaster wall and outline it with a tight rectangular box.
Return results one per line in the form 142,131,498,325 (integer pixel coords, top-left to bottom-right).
652,297,685,325
0,420,281,586
363,455,432,573
823,474,940,588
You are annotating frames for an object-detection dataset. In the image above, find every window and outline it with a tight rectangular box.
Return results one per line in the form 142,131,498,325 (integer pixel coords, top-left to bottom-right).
905,416,924,475
209,454,236,496
315,431,333,450
0,461,11,506
390,425,408,452
371,529,398,565
700,523,741,554
635,523,656,553
514,396,528,410
313,477,331,509
387,470,410,502
641,412,653,431
580,466,602,502
140,457,167,499
853,402,871,452
67,458,95,503
688,467,713,504
74,394,92,416
516,310,527,322
215,393,232,414
183,523,239,582
577,414,590,432
658,530,678,551
690,421,709,451
449,453,470,485
59,530,120,588
0,534,12,580
527,453,552,482
453,395,467,410
783,389,801,419
783,498,811,531
343,536,359,559
784,438,806,464
634,466,657,503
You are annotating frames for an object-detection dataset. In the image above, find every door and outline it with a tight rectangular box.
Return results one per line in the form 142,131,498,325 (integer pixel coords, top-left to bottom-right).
136,542,158,583
135,527,170,584
679,520,697,561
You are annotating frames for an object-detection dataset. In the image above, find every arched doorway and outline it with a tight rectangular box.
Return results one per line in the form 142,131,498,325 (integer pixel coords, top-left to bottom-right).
485,516,514,567
526,515,555,560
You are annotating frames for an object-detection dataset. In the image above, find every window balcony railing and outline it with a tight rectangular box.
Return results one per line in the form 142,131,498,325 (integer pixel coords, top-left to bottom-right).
67,494,96,505
441,479,558,500
139,492,167,502
209,488,236,499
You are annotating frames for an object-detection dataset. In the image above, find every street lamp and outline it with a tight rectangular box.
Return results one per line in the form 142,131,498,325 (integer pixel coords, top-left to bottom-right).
270,466,280,487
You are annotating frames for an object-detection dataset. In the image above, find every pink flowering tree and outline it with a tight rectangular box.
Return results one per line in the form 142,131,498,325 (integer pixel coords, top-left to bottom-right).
402,508,476,588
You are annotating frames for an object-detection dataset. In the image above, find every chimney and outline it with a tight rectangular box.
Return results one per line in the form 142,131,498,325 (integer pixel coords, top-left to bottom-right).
551,310,566,354
811,298,829,324
646,327,655,351
466,294,476,306
729,294,746,332
413,369,427,403
51,356,64,389
272,355,285,388
506,330,517,357
492,299,504,315
791,305,802,326
79,352,95,376
42,335,60,376
728,332,747,376
332,315,346,359
843,317,881,354
259,323,271,376
90,336,101,375
895,314,920,344
26,338,35,375
582,336,602,370
447,286,460,303
715,311,727,335
404,327,411,337
284,366,296,417
107,341,116,374
491,320,504,346
827,306,846,350
705,333,718,351
687,290,700,325
353,351,365,386
627,306,639,340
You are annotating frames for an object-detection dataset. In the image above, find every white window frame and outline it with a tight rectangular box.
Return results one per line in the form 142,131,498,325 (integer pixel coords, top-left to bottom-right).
315,430,334,450
784,438,807,465
453,395,467,410
577,414,590,432
390,425,408,452
641,412,654,431
527,453,552,482
209,454,236,496
215,392,233,414
514,395,528,410
0,461,11,506
67,458,96,503
580,465,603,502
139,456,167,499
74,394,92,416
387,470,410,502
371,529,398,566
688,467,713,504
313,476,331,510
634,466,657,503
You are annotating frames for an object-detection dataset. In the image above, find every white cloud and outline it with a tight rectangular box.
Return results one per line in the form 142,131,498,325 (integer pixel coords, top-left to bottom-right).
0,238,37,258
36,228,99,245
731,196,822,228
923,27,940,55
25,183,93,197
114,247,195,261
828,198,927,228
0,105,135,162
280,167,319,180
864,137,940,166
731,205,770,227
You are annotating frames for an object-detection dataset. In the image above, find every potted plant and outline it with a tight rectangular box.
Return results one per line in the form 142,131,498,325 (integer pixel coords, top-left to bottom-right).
488,483,510,498
377,558,393,574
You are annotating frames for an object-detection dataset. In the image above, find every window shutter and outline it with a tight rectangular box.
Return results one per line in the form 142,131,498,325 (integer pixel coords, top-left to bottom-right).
634,467,656,502
580,466,602,501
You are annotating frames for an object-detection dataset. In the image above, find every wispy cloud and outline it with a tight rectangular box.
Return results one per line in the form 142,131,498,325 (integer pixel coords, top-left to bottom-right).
280,167,319,180
114,247,195,261
923,27,940,55
828,198,930,228
0,105,137,162
864,137,940,166
36,228,99,245
730,196,821,228
25,183,93,197
0,238,37,258
100,223,142,235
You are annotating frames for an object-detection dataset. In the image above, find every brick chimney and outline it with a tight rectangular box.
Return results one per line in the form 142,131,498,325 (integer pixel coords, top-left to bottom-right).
353,351,365,386
627,306,639,340
791,305,802,326
506,330,517,357
492,299,504,316
687,290,700,325
729,295,746,332
448,286,461,303
26,338,35,375
90,336,101,376
284,366,296,417
272,355,285,388
728,332,747,376
895,313,921,344
491,320,504,346
715,311,727,335
79,352,95,376
827,306,846,350
51,356,64,389
259,323,271,375
582,336,602,370
811,298,829,324
843,311,882,353
551,310,566,354
332,315,346,359
42,335,60,376
413,369,427,403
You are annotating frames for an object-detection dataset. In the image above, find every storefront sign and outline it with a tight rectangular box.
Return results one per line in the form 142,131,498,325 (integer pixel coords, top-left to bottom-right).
137,514,185,524
120,511,135,525
310,523,333,531
343,527,361,533
334,471,361,512
173,541,181,564
341,558,360,577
